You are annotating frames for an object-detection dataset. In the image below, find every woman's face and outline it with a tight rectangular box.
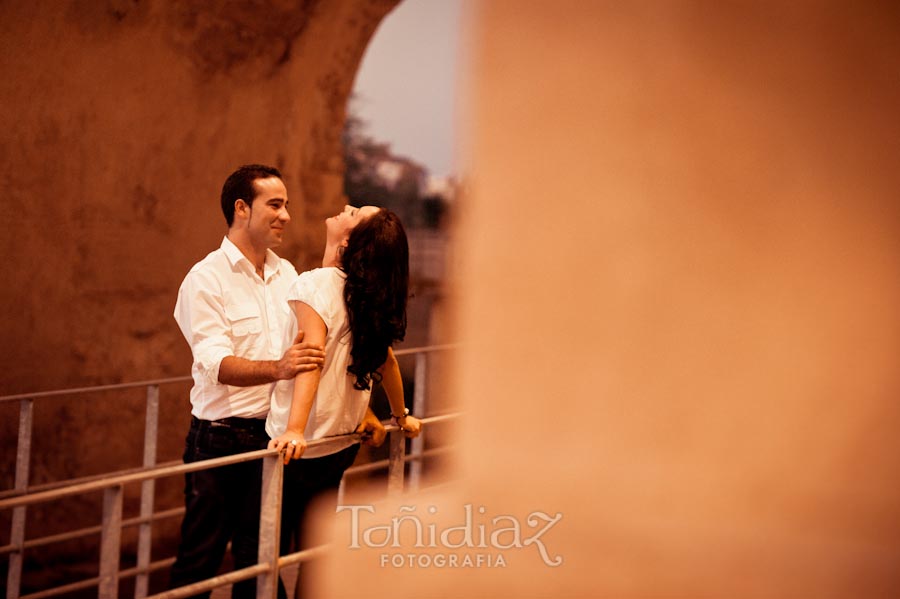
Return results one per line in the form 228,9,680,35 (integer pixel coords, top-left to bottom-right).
326,204,380,244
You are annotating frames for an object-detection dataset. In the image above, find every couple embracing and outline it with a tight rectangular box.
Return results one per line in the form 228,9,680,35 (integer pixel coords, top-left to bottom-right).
170,164,422,598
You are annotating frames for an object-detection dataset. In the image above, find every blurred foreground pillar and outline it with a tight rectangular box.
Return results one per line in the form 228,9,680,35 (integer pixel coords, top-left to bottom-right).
320,2,900,596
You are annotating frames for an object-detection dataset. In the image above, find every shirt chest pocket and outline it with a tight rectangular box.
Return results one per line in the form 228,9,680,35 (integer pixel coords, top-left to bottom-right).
224,303,262,337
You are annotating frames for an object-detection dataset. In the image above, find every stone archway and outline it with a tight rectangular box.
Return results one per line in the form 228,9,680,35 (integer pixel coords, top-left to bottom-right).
0,0,399,580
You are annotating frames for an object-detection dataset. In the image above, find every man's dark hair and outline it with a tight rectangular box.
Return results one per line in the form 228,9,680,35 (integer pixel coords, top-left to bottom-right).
220,164,283,226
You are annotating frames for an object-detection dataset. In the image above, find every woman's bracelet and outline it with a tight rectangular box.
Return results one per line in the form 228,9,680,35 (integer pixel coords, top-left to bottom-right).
391,407,410,424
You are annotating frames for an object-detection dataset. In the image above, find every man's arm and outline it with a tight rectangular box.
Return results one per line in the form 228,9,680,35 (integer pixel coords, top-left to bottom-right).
218,330,324,386
175,269,324,388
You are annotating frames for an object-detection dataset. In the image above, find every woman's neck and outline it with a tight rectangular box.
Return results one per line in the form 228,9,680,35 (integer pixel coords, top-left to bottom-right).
322,242,341,268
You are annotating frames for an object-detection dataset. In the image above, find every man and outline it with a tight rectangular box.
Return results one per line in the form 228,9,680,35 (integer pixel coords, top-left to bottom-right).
170,164,385,598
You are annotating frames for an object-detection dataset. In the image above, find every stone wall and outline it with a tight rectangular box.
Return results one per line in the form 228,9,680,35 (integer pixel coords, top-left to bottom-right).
0,0,399,572
320,1,900,596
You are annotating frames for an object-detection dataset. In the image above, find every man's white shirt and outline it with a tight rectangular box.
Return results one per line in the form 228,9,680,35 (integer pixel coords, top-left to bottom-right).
174,237,298,420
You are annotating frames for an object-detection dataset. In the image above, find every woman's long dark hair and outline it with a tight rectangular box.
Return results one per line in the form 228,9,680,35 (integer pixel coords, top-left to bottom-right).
341,209,409,390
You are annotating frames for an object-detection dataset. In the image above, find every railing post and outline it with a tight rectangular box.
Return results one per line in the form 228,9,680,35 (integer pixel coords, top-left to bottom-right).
256,455,283,599
408,353,427,491
99,485,124,599
7,398,34,599
388,429,406,496
135,385,159,599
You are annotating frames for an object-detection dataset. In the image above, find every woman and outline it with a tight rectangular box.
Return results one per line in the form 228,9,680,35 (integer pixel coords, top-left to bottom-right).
265,204,422,561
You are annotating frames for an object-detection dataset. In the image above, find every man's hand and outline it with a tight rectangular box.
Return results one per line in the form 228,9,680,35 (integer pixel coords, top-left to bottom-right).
275,330,325,380
356,408,387,447
268,429,307,464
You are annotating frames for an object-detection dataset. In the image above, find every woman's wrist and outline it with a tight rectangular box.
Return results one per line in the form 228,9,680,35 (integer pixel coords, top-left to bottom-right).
391,407,410,424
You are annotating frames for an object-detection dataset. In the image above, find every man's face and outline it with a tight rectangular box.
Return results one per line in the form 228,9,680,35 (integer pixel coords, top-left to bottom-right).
246,176,290,248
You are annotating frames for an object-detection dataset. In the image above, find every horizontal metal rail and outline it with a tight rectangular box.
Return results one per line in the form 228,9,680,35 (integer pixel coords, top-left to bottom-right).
3,416,459,599
3,344,458,599
146,563,269,599
392,343,458,357
0,448,292,511
0,417,455,514
0,507,184,556
0,377,192,404
1,416,456,557
0,446,456,557
20,557,178,599
0,461,183,501
0,344,457,404
19,555,173,599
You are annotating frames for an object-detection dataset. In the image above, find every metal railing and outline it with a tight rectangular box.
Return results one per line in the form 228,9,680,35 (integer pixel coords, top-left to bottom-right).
1,344,457,599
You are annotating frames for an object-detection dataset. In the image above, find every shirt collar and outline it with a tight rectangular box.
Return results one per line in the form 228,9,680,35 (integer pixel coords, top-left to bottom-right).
220,237,285,281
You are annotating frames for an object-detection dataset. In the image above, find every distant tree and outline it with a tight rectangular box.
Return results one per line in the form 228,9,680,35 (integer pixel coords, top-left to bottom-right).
421,194,448,228
342,100,446,229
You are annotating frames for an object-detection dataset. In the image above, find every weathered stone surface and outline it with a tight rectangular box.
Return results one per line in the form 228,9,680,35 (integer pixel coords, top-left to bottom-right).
321,1,900,597
0,0,398,565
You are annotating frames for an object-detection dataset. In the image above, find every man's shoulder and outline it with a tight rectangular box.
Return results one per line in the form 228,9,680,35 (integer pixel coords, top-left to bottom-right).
188,247,228,272
275,256,299,278
174,248,230,314
180,247,231,290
